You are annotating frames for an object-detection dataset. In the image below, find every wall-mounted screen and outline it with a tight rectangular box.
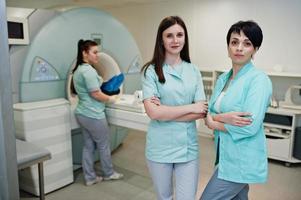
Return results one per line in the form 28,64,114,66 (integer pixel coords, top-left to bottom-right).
7,17,29,45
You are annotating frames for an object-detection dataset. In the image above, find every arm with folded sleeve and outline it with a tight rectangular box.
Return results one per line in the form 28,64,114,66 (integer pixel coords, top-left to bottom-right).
206,74,272,141
142,68,207,121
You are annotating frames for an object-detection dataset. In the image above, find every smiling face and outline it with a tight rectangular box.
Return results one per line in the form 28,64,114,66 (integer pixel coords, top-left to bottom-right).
228,31,257,68
162,23,185,58
83,45,99,65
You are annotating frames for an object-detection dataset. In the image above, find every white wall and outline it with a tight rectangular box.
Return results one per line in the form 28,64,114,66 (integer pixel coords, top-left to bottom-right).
104,0,301,73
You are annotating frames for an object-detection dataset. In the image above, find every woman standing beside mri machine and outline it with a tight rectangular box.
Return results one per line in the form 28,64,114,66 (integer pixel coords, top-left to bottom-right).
142,16,208,200
72,39,123,186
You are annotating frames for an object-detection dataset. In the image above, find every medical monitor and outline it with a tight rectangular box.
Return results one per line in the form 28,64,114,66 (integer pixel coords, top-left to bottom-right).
7,16,29,45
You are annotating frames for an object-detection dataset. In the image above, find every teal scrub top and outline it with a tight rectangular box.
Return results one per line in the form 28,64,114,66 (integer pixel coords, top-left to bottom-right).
73,63,106,119
142,61,206,163
209,62,272,183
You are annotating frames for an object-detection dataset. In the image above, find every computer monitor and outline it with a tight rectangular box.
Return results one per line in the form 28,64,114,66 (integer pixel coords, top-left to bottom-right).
7,16,29,45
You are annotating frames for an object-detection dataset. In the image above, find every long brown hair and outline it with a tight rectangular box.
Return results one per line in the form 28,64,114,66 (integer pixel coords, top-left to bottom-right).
141,16,191,84
71,39,98,94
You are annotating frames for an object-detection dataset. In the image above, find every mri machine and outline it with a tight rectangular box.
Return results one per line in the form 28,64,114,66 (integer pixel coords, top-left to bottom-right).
9,7,149,196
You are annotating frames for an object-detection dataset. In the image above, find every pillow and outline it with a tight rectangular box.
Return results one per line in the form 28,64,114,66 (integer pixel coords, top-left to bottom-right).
101,73,124,95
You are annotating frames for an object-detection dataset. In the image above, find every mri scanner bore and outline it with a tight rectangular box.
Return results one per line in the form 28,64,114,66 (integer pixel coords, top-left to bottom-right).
10,7,148,195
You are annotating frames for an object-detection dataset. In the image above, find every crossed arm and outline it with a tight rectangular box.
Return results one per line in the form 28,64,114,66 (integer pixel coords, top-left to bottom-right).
143,95,252,130
143,96,208,122
205,112,252,131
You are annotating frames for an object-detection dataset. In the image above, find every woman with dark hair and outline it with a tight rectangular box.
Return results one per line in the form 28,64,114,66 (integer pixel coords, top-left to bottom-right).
73,39,123,186
141,16,208,200
200,21,272,200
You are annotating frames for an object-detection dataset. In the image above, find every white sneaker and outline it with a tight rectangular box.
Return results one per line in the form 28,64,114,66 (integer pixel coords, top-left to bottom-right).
85,176,103,186
103,172,124,181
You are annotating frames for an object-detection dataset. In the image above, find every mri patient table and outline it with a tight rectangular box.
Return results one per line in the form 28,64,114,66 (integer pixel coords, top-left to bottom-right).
105,94,150,132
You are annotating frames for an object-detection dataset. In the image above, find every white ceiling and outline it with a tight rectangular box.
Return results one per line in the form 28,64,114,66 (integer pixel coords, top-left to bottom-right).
6,0,170,10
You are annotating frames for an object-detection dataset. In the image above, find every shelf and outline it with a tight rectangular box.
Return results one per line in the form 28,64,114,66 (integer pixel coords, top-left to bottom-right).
265,132,290,139
264,122,292,130
267,107,301,115
265,71,301,78
205,68,301,78
202,77,214,81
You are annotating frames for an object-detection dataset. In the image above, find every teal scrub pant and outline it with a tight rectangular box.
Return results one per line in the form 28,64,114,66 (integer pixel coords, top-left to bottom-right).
147,159,199,200
200,169,249,200
76,114,114,182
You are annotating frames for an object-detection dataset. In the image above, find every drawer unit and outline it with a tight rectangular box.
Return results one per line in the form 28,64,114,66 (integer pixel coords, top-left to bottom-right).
264,107,301,165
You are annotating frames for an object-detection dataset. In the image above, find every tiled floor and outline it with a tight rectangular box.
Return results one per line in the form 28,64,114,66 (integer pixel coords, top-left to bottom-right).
20,130,301,200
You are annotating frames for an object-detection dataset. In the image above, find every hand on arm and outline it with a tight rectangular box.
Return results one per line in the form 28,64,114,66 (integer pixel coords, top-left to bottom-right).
205,112,252,131
149,96,161,106
213,112,252,127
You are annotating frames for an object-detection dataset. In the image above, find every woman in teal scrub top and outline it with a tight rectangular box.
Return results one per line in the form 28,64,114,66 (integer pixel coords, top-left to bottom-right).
72,39,123,186
200,21,272,200
141,16,208,200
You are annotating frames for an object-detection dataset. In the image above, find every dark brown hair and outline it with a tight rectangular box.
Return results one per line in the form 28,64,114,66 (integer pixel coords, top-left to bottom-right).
141,16,191,83
226,20,263,49
71,39,98,94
